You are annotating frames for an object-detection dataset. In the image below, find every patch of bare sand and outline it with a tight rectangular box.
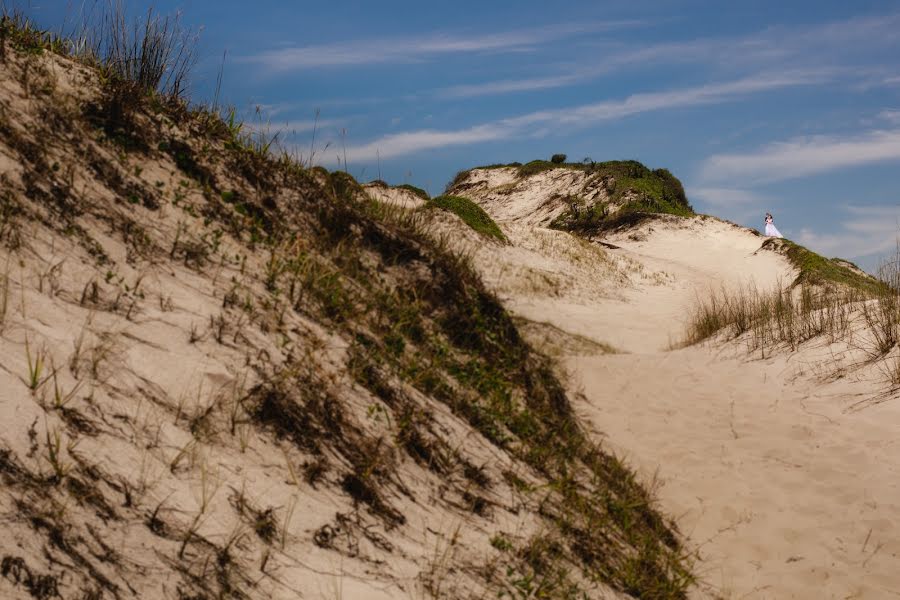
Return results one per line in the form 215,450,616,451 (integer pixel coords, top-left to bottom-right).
569,348,900,599
552,233,900,598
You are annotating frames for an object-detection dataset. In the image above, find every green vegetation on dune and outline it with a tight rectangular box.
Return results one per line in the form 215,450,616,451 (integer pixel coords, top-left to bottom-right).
450,159,694,234
427,194,507,242
546,161,693,233
396,183,430,200
367,181,430,200
762,238,884,293
369,180,431,201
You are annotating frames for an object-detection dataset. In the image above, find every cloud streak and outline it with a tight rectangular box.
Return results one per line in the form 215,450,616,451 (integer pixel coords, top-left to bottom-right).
879,109,900,124
241,21,639,71
701,129,900,184
508,71,827,127
688,187,771,207
434,13,900,99
347,72,826,160
440,72,591,99
795,205,900,263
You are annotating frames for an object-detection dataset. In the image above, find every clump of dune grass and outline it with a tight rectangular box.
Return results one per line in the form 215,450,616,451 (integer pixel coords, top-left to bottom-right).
685,240,900,386
859,245,900,384
397,183,429,200
683,280,866,353
762,238,885,293
1,1,197,99
102,3,197,98
684,259,900,386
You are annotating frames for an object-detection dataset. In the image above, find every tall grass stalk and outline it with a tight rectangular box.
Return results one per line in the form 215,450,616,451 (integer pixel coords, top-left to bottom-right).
43,421,74,482
51,360,81,408
100,1,197,97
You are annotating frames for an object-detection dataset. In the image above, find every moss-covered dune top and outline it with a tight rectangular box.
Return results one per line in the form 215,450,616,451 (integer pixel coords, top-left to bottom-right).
452,159,694,233
368,179,430,201
427,194,507,242
762,238,884,293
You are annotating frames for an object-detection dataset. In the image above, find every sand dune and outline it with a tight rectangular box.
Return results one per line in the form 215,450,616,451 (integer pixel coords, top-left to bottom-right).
448,167,900,598
2,30,897,596
4,44,680,599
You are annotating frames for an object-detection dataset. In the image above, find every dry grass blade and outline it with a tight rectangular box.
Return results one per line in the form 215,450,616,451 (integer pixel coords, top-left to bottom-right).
0,261,9,332
24,335,48,392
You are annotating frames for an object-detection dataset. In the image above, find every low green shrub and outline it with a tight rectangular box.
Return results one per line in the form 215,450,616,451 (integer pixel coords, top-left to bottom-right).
544,161,694,233
397,183,429,200
427,195,507,242
762,238,884,293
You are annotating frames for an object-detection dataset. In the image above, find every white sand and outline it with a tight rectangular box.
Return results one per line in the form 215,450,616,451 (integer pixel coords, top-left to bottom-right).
570,347,900,599
448,167,900,598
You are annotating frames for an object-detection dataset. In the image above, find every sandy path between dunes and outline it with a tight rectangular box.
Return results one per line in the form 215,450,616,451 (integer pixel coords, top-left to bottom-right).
461,211,900,598
495,218,788,354
568,349,900,599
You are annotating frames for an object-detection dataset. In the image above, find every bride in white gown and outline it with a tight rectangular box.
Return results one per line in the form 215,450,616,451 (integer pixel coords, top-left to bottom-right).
764,212,783,238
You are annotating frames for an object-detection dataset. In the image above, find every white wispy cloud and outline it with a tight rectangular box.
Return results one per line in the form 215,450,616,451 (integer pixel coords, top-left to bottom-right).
240,21,639,71
879,109,900,124
795,205,900,264
701,129,900,184
512,71,827,126
348,72,824,160
688,187,770,207
440,72,591,98
345,124,508,161
435,39,723,99
433,13,900,99
728,13,900,69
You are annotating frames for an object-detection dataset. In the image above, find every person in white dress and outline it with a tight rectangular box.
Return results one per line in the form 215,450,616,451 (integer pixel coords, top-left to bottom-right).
764,212,783,238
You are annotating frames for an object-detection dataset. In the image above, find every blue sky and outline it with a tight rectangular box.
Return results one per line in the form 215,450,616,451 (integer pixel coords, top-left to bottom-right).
25,0,900,271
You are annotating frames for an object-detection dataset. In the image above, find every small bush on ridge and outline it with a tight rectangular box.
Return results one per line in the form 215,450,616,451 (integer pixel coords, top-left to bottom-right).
427,195,507,243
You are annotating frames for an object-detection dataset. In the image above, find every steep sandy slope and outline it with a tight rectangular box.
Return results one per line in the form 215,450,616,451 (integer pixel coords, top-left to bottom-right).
0,34,693,600
447,166,584,227
444,167,900,598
